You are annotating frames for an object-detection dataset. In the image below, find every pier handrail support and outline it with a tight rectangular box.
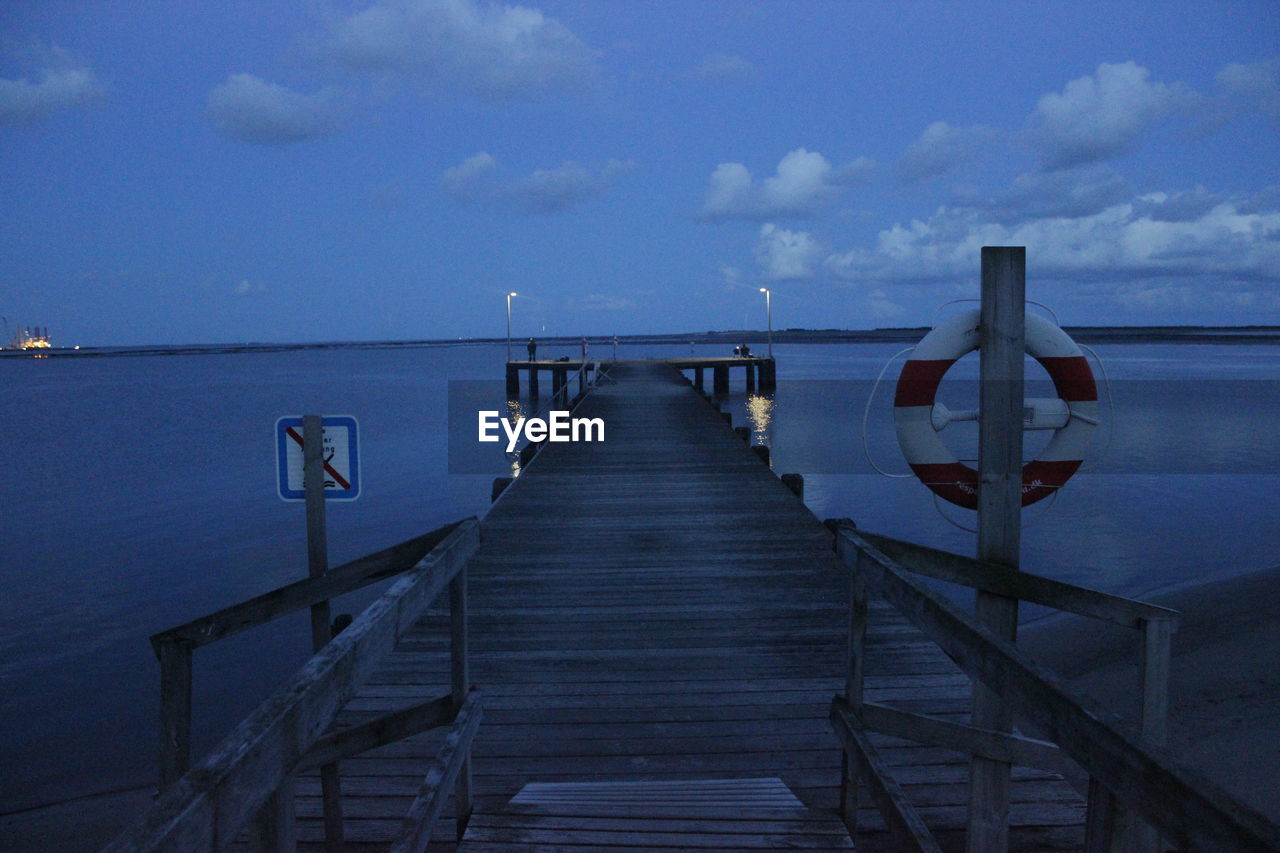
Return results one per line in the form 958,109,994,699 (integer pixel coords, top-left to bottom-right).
134,518,482,853
826,520,1280,853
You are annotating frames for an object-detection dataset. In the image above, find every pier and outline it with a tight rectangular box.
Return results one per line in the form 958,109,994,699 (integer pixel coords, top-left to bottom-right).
506,356,775,397
110,361,1280,853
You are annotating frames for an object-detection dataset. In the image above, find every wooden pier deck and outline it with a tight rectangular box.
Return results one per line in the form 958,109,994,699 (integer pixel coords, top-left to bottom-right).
297,361,1085,851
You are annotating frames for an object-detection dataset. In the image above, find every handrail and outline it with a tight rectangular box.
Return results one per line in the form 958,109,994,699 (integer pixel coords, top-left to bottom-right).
151,519,466,790
106,519,481,853
152,520,464,649
828,520,1280,853
853,530,1178,629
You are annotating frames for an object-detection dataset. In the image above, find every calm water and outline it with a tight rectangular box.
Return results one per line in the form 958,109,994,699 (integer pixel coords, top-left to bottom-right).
2,341,1279,813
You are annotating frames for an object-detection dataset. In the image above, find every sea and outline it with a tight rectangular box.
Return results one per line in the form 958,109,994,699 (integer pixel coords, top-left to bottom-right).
3,339,1279,815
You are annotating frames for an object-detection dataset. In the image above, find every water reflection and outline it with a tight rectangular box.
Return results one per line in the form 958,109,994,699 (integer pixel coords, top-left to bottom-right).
506,398,525,475
746,393,774,444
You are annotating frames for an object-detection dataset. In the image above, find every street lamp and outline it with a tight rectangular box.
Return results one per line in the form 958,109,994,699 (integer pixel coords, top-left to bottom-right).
506,291,518,362
759,287,772,357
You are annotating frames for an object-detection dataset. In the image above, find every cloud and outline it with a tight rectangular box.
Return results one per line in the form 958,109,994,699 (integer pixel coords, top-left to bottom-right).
868,288,905,320
957,166,1130,224
825,194,1280,284
692,52,760,85
896,121,998,182
207,74,346,143
568,292,636,311
1215,60,1280,120
1029,61,1196,170
0,52,104,124
441,152,632,212
755,223,821,280
323,0,599,99
701,148,874,220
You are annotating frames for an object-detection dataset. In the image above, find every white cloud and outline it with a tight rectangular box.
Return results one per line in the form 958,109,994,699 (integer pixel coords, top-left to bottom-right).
441,152,632,212
959,166,1130,224
568,292,635,311
1029,61,1195,170
207,74,345,143
826,195,1280,284
896,121,998,182
755,223,821,280
440,151,500,200
323,0,599,99
868,288,905,320
693,52,759,85
0,57,104,124
701,148,874,220
1216,60,1280,120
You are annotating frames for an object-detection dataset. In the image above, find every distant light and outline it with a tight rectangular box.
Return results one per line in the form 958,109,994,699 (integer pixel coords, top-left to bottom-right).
509,291,518,296
759,287,768,292
74,345,80,350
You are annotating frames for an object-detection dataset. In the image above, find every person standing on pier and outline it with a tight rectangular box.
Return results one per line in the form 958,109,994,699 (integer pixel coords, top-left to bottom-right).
581,337,588,359
527,338,537,360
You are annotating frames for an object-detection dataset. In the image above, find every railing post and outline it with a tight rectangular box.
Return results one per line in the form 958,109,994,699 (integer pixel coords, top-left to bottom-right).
968,246,1026,853
451,564,473,839
157,638,193,791
302,415,345,852
1084,777,1120,853
1120,617,1175,852
839,545,869,835
247,775,298,853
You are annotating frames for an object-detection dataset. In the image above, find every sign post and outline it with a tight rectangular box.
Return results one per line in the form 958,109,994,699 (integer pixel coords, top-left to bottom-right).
966,247,1025,853
275,414,360,852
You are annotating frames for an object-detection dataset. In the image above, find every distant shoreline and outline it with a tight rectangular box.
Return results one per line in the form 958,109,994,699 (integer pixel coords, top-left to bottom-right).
3,325,1280,359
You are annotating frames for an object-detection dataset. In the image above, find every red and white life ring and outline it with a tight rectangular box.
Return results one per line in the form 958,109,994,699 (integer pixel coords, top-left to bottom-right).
893,309,1097,509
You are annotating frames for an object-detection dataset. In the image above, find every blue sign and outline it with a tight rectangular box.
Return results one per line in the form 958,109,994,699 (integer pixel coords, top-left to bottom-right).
275,415,361,501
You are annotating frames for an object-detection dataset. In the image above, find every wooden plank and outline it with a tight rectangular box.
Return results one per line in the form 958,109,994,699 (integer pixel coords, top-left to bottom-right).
833,523,1280,853
299,694,455,770
103,520,479,853
156,638,193,791
152,521,463,648
856,701,1081,785
389,690,484,853
855,532,1179,629
829,699,943,853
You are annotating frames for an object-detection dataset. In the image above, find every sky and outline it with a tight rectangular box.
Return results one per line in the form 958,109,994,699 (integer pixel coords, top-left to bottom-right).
1,0,1278,346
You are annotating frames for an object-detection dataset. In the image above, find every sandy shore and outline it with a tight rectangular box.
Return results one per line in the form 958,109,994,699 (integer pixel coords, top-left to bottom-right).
1021,563,1280,824
5,565,1278,850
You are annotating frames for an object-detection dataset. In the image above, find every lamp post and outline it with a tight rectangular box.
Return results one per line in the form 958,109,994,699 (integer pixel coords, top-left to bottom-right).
506,291,517,362
759,287,772,357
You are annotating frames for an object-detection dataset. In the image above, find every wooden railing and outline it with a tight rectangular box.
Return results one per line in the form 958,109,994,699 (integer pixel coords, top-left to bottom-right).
108,518,482,852
826,519,1280,853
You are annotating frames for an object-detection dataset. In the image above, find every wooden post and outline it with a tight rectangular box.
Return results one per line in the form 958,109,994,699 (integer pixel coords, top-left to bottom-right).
302,415,345,852
505,363,519,396
247,776,298,853
745,361,756,393
760,358,777,391
157,638,193,790
966,247,1025,853
528,366,539,398
713,364,729,395
781,473,804,500
553,367,567,400
450,567,473,838
695,366,704,391
1119,618,1176,852
839,548,869,833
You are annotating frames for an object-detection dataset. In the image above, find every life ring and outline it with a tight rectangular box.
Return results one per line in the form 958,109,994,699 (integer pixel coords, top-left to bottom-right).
893,309,1097,509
